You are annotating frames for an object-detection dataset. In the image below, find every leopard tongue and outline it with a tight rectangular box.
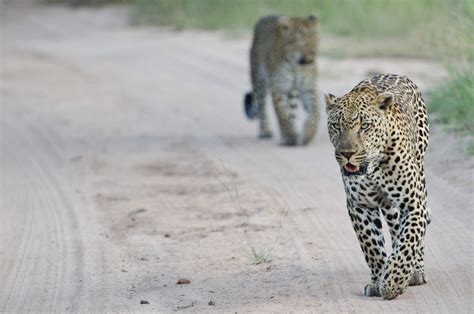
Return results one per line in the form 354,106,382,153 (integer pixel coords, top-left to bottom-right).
344,164,360,173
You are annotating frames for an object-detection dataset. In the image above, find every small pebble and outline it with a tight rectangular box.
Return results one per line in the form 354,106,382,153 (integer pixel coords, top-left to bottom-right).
177,278,191,285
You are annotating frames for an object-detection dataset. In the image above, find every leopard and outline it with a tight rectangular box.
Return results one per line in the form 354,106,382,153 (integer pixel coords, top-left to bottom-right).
244,15,319,145
324,74,431,300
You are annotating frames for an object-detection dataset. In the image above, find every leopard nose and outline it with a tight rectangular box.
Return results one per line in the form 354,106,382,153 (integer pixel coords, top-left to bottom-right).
341,151,355,160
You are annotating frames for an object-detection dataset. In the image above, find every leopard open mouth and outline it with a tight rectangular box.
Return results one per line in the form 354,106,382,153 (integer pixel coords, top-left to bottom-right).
342,163,367,176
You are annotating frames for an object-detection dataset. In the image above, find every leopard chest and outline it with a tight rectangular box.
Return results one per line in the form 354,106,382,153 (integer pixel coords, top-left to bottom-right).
271,62,315,92
342,174,384,208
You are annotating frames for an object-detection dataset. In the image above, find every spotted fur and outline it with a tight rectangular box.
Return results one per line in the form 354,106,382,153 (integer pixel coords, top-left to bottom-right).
244,15,319,145
325,74,431,300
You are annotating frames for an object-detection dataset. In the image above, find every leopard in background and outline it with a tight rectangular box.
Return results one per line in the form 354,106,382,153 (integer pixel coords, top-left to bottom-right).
244,15,319,146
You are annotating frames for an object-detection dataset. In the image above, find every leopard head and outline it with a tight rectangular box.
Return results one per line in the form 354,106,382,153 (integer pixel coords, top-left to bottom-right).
276,15,318,66
324,85,394,176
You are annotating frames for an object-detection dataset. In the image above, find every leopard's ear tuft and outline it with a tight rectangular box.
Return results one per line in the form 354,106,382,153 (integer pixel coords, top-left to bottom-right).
324,91,337,110
376,91,395,111
307,14,319,26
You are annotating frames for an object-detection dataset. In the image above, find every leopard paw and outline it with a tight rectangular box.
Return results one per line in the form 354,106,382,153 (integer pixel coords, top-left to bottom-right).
258,129,273,139
280,134,298,146
409,271,427,286
364,283,381,297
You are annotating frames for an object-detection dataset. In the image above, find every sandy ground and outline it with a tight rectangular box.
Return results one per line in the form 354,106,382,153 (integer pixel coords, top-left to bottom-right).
1,2,473,313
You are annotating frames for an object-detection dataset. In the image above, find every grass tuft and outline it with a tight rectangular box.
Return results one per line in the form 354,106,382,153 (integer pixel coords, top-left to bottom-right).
216,160,288,265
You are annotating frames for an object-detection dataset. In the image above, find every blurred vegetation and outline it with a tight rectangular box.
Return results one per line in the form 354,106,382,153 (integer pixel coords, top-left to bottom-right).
430,69,473,133
129,0,472,59
429,68,474,153
40,0,128,6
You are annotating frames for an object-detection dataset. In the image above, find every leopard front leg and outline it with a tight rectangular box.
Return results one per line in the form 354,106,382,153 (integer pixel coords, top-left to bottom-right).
299,88,319,145
347,201,388,297
409,242,427,286
379,205,427,300
378,165,429,299
408,165,430,286
250,74,273,139
409,193,431,286
379,204,426,287
408,208,430,287
255,88,273,139
271,91,298,145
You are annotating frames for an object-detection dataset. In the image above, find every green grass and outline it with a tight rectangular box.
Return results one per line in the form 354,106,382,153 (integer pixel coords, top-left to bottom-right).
429,69,474,133
130,0,473,59
41,0,128,4
129,0,458,34
429,68,474,153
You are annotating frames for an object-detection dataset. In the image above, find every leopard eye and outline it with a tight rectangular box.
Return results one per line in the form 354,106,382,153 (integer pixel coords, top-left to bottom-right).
361,123,371,131
331,123,340,131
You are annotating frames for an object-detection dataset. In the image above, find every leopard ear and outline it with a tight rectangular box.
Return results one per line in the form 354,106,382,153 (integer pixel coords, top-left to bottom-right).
307,14,319,26
376,92,394,111
324,91,337,110
277,16,290,32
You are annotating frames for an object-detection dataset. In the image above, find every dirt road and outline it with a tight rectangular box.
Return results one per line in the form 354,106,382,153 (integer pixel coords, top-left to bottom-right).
1,3,472,312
